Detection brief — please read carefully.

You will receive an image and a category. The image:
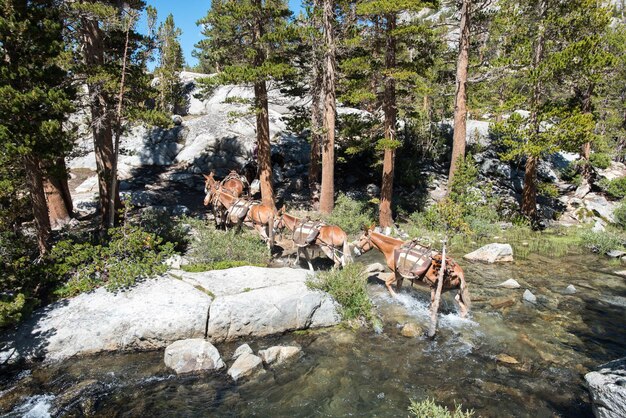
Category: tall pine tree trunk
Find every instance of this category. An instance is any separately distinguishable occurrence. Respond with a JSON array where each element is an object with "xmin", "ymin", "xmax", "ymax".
[
  {"xmin": 378, "ymin": 14, "xmax": 397, "ymax": 228},
  {"xmin": 319, "ymin": 0, "xmax": 336, "ymax": 214},
  {"xmin": 82, "ymin": 18, "xmax": 118, "ymax": 229},
  {"xmin": 448, "ymin": 0, "xmax": 471, "ymax": 188},
  {"xmin": 255, "ymin": 80, "xmax": 276, "ymax": 210},
  {"xmin": 44, "ymin": 158, "xmax": 73, "ymax": 229},
  {"xmin": 522, "ymin": 0, "xmax": 546, "ymax": 220},
  {"xmin": 308, "ymin": 0, "xmax": 323, "ymax": 207},
  {"xmin": 24, "ymin": 155, "xmax": 50, "ymax": 255}
]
